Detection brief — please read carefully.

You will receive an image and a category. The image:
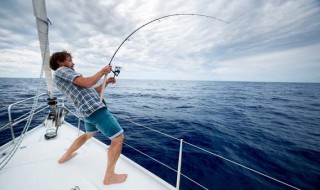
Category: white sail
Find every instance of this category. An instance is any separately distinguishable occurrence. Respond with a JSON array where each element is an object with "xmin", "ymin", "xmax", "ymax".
[{"xmin": 32, "ymin": 0, "xmax": 53, "ymax": 98}]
